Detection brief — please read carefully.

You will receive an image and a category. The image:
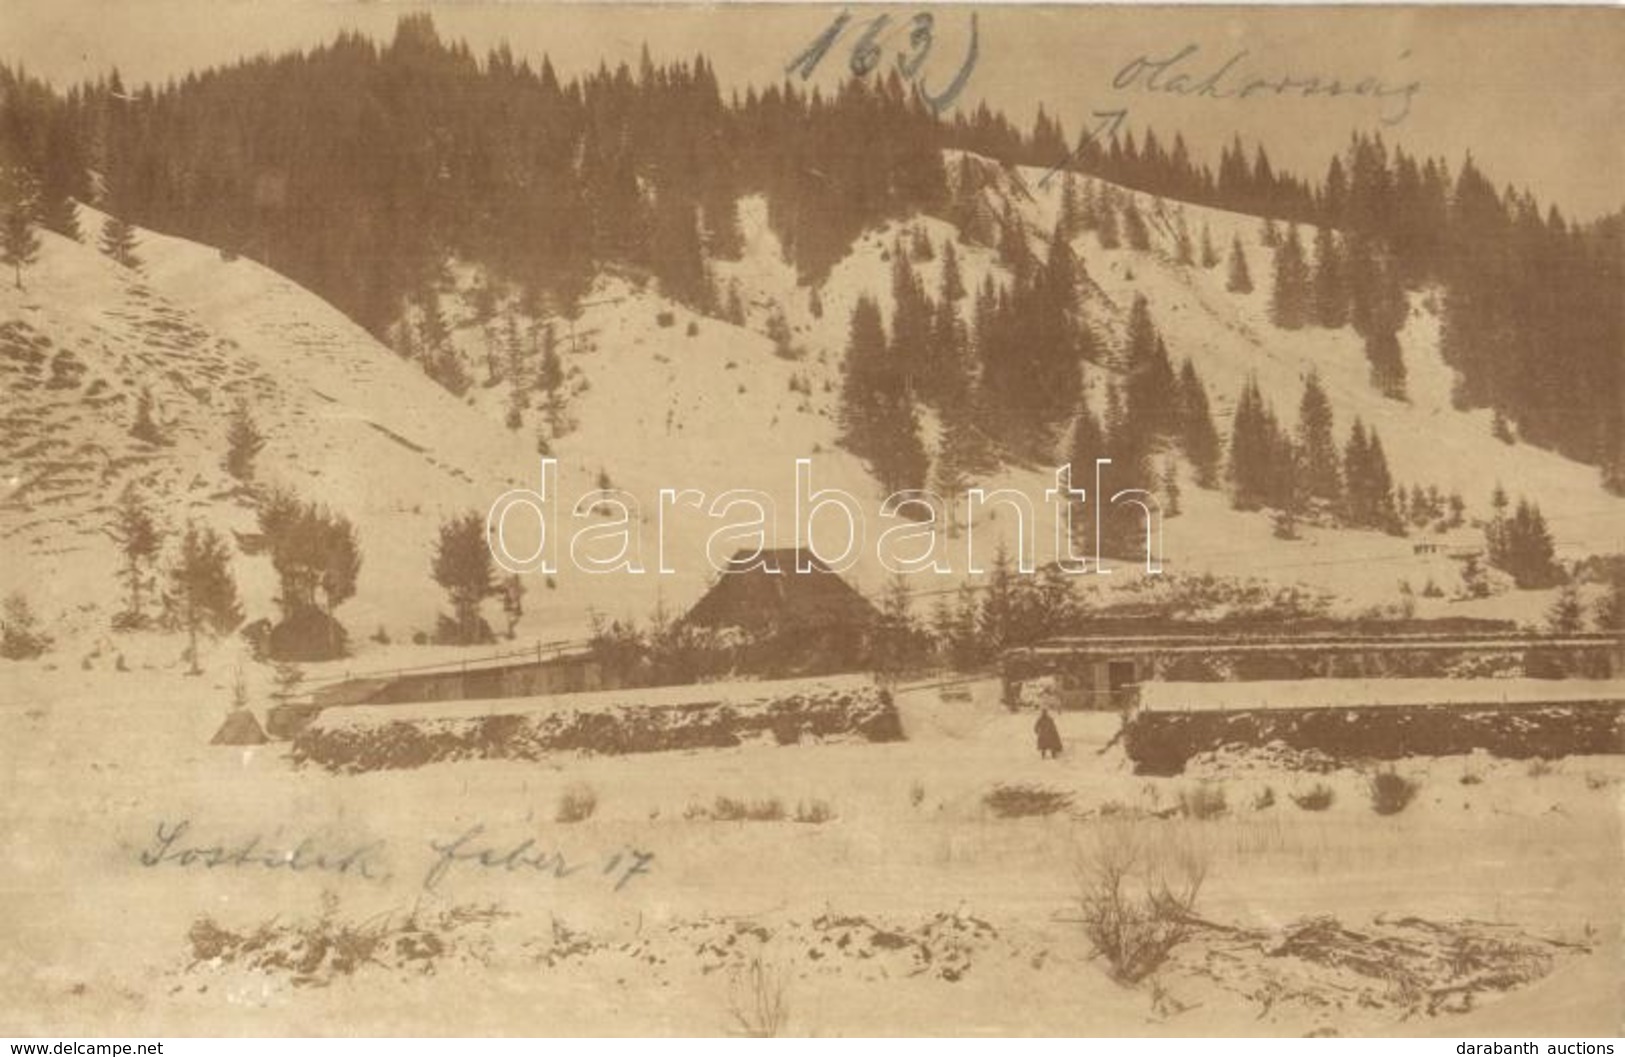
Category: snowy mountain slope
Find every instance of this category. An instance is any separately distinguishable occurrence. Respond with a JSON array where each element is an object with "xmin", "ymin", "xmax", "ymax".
[
  {"xmin": 700, "ymin": 153, "xmax": 1625, "ymax": 605},
  {"xmin": 406, "ymin": 148, "xmax": 1623, "ymax": 627},
  {"xmin": 0, "ymin": 214, "xmax": 553, "ymax": 645},
  {"xmin": 10, "ymin": 144, "xmax": 1622, "ymax": 653}
]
